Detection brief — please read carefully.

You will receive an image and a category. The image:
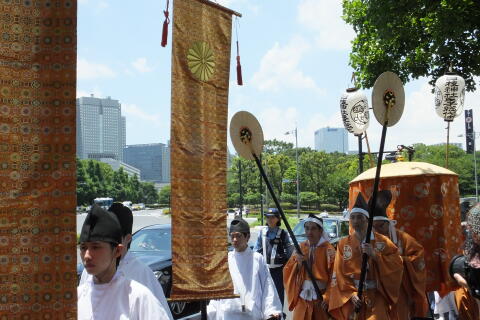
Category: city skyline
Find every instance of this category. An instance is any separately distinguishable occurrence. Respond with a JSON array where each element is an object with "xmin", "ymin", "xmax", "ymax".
[{"xmin": 77, "ymin": 0, "xmax": 480, "ymax": 154}]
